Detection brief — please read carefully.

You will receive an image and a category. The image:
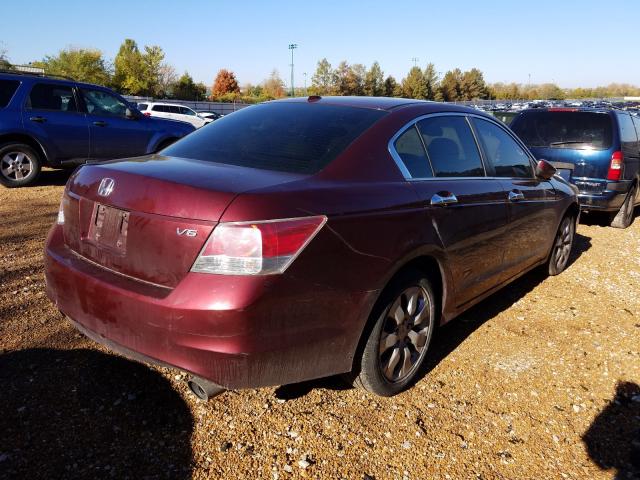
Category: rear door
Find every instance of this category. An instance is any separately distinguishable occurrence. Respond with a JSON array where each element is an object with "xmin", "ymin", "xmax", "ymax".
[
  {"xmin": 393, "ymin": 114, "xmax": 509, "ymax": 307},
  {"xmin": 471, "ymin": 116, "xmax": 557, "ymax": 278},
  {"xmin": 80, "ymin": 87, "xmax": 152, "ymax": 159},
  {"xmin": 22, "ymin": 82, "xmax": 89, "ymax": 162}
]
